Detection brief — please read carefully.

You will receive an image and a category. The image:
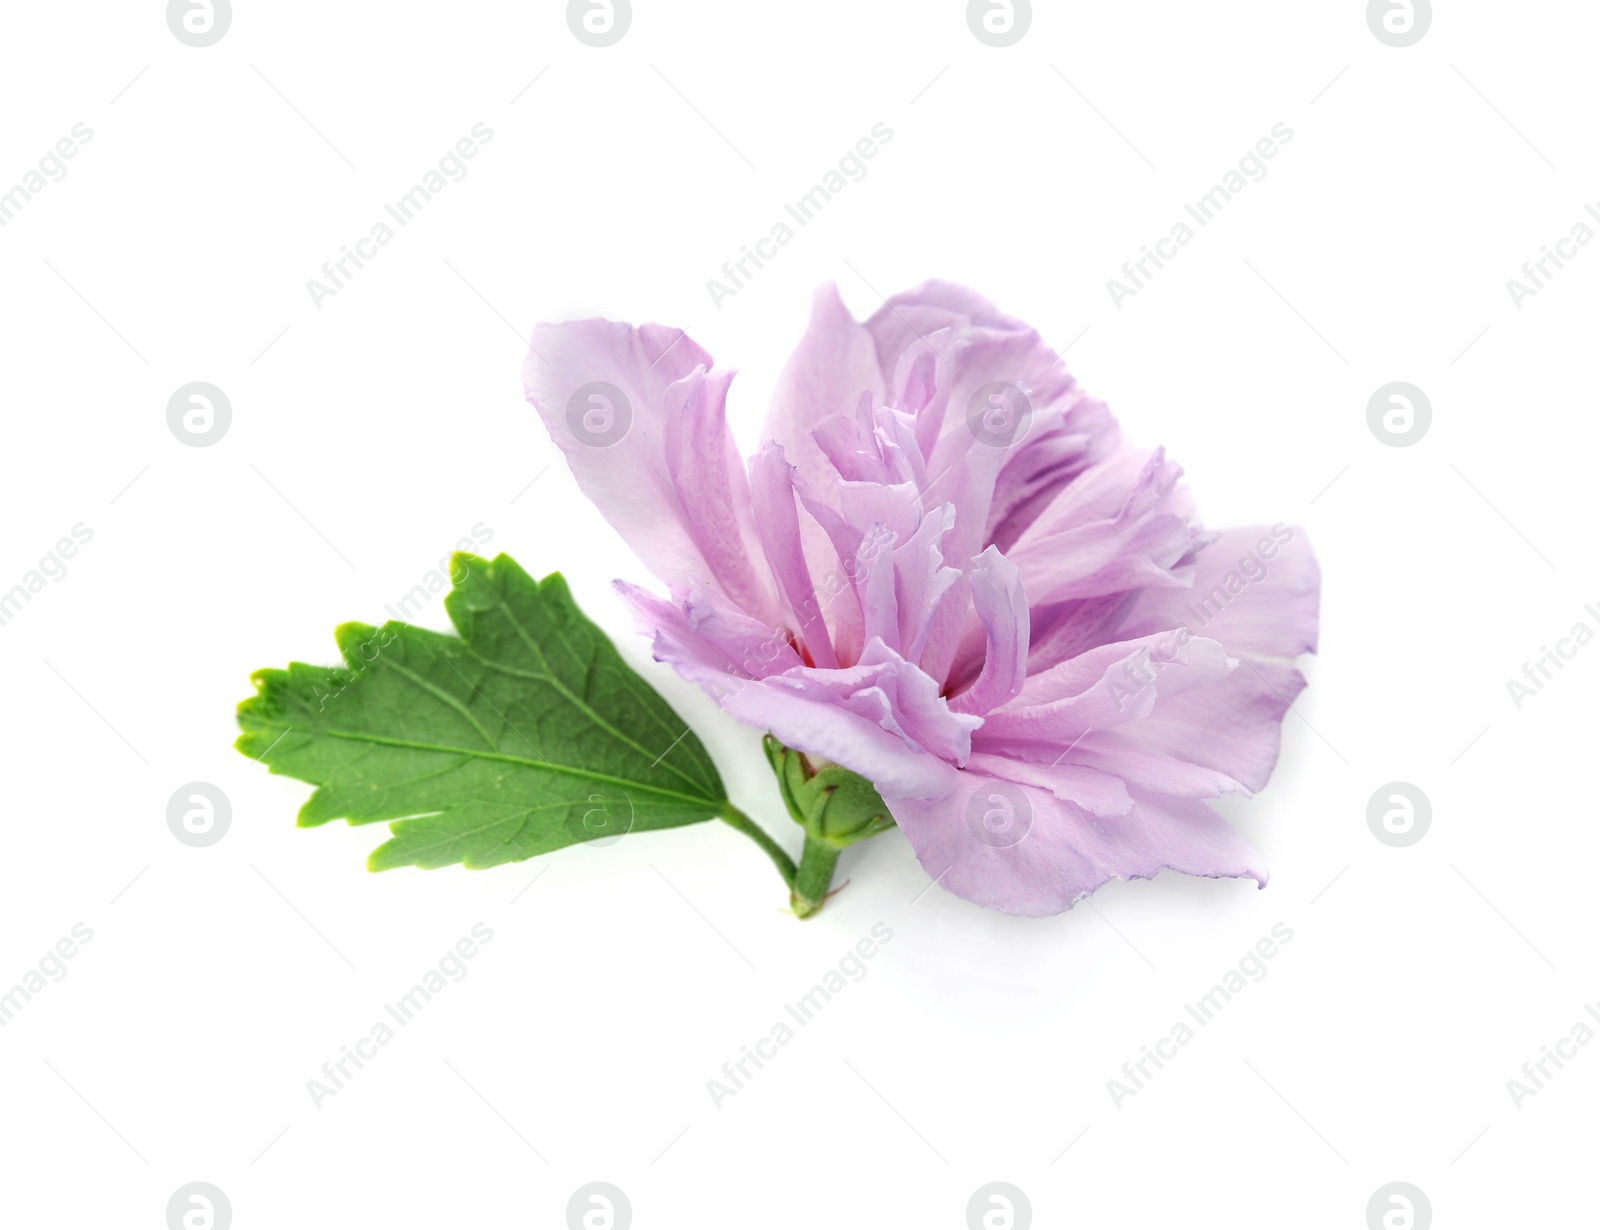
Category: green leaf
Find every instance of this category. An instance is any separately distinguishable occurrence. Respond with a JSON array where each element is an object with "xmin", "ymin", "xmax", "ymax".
[{"xmin": 236, "ymin": 552, "xmax": 729, "ymax": 871}]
